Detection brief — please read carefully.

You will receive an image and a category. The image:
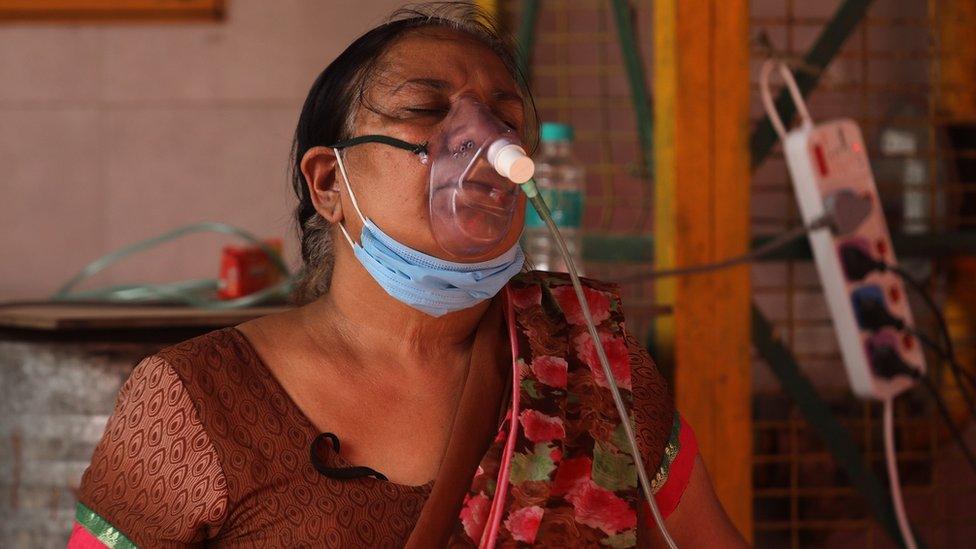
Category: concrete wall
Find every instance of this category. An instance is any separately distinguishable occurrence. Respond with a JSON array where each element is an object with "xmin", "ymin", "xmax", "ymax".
[
  {"xmin": 0, "ymin": 337, "xmax": 167, "ymax": 547},
  {"xmin": 0, "ymin": 0, "xmax": 406, "ymax": 301}
]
